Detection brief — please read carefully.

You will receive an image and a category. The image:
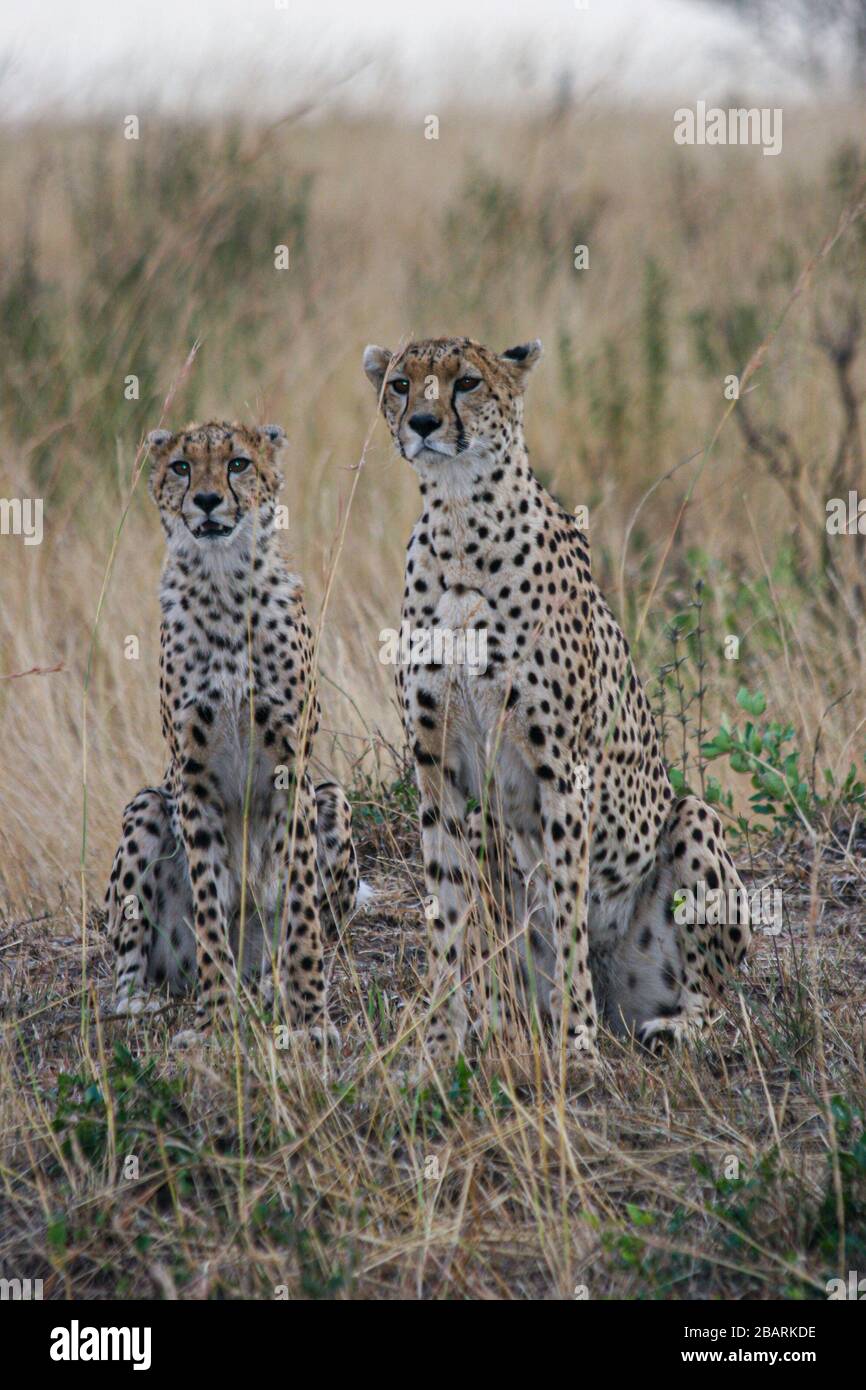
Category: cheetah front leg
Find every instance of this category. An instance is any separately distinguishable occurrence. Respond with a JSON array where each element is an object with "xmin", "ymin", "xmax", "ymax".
[
  {"xmin": 417, "ymin": 763, "xmax": 477, "ymax": 1072},
  {"xmin": 263, "ymin": 768, "xmax": 335, "ymax": 1045},
  {"xmin": 314, "ymin": 780, "xmax": 359, "ymax": 936},
  {"xmin": 172, "ymin": 755, "xmax": 237, "ymax": 1046},
  {"xmin": 248, "ymin": 702, "xmax": 335, "ymax": 1046},
  {"xmin": 106, "ymin": 811, "xmax": 153, "ymax": 1015},
  {"xmin": 538, "ymin": 781, "xmax": 599, "ymax": 1067},
  {"xmin": 465, "ymin": 802, "xmax": 528, "ymax": 1056},
  {"xmin": 106, "ymin": 785, "xmax": 189, "ymax": 1016}
]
